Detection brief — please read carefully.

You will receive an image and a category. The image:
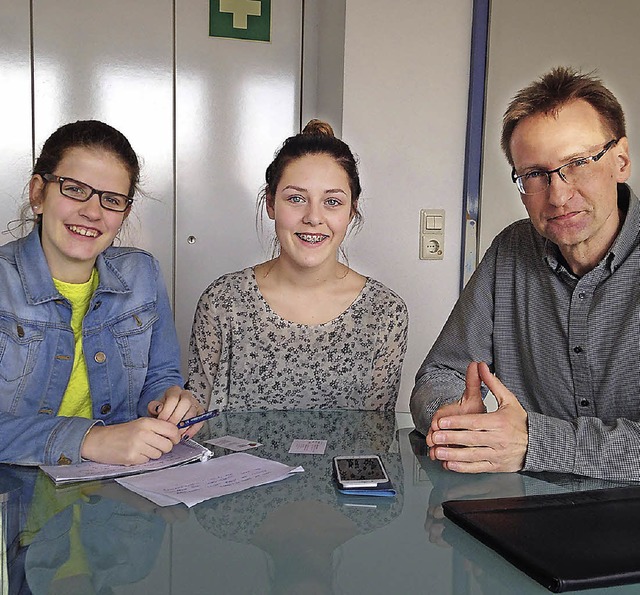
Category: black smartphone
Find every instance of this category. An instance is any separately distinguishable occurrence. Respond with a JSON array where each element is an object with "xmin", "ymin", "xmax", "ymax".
[{"xmin": 333, "ymin": 455, "xmax": 390, "ymax": 490}]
